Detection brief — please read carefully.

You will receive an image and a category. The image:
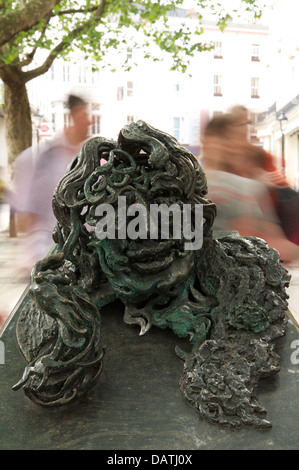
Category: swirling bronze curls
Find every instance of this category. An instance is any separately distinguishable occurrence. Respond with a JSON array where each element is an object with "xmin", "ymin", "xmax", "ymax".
[
  {"xmin": 14, "ymin": 121, "xmax": 290, "ymax": 430},
  {"xmin": 13, "ymin": 253, "xmax": 104, "ymax": 406}
]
